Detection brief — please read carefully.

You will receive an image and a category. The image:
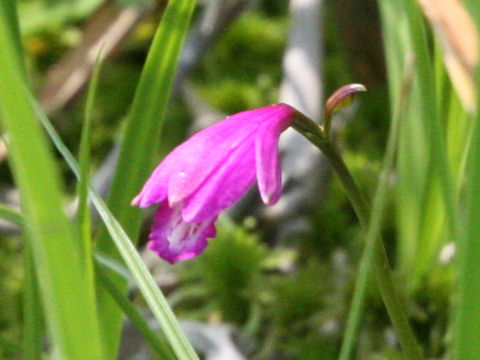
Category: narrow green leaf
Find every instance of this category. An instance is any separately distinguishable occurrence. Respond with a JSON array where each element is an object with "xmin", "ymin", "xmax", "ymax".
[
  {"xmin": 77, "ymin": 46, "xmax": 105, "ymax": 257},
  {"xmin": 94, "ymin": 0, "xmax": 197, "ymax": 354},
  {"xmin": 77, "ymin": 46, "xmax": 107, "ymax": 356},
  {"xmin": 0, "ymin": 2, "xmax": 105, "ymax": 359},
  {"xmin": 339, "ymin": 58, "xmax": 414, "ymax": 360}
]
